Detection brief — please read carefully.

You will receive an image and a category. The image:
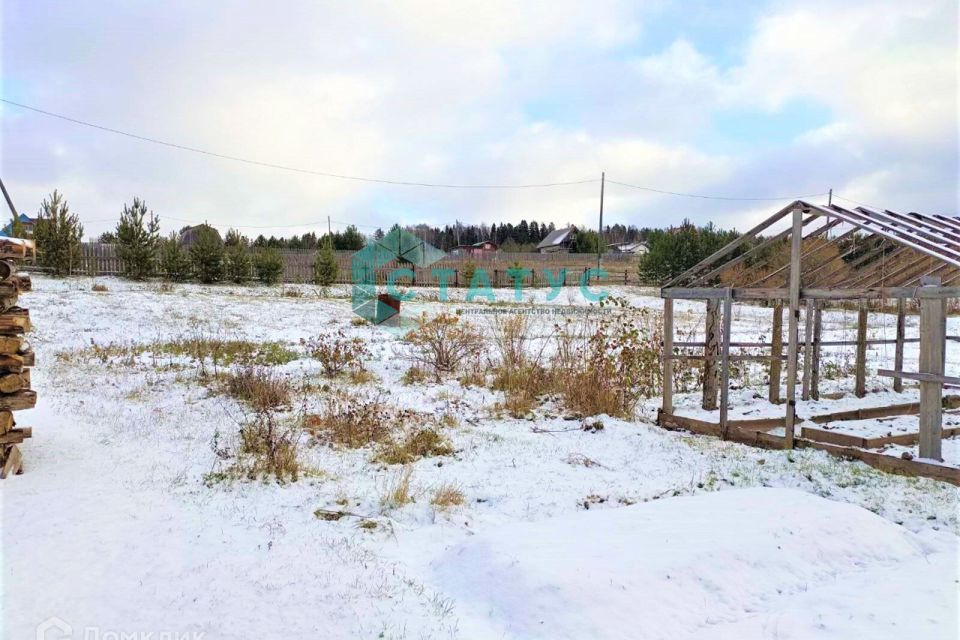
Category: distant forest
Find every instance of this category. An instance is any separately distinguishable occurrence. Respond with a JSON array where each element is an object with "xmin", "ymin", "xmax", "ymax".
[{"xmin": 242, "ymin": 220, "xmax": 648, "ymax": 252}]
